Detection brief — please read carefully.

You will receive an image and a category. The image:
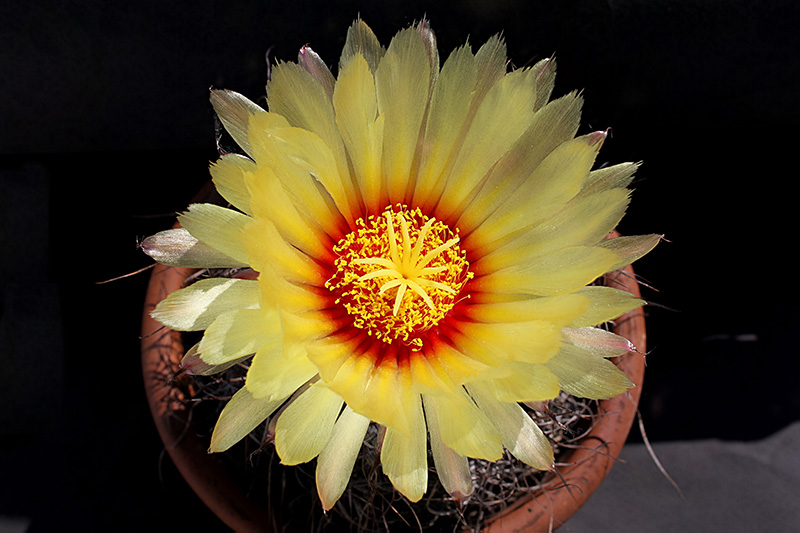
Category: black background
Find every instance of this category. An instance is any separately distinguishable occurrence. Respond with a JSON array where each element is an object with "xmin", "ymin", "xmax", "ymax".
[{"xmin": 2, "ymin": 0, "xmax": 799, "ymax": 530}]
